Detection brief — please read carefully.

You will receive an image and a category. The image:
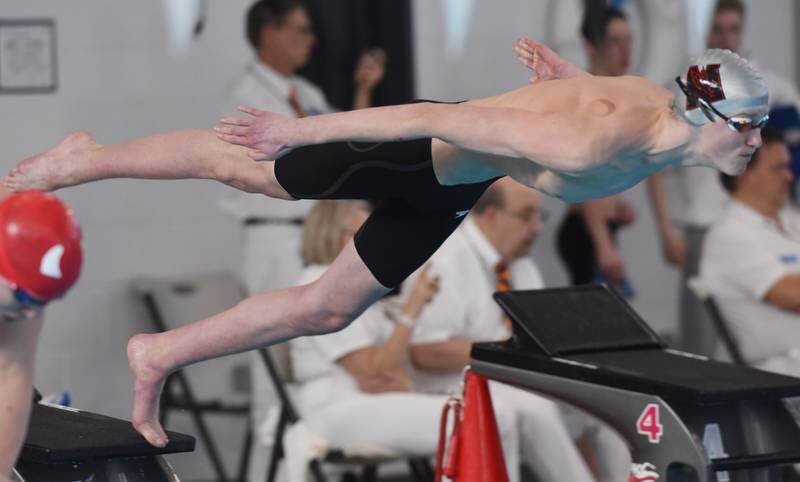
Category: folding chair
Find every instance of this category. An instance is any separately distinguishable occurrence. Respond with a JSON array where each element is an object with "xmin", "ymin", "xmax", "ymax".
[
  {"xmin": 260, "ymin": 344, "xmax": 434, "ymax": 482},
  {"xmin": 687, "ymin": 277, "xmax": 747, "ymax": 365},
  {"xmin": 133, "ymin": 272, "xmax": 254, "ymax": 482}
]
